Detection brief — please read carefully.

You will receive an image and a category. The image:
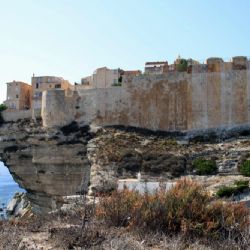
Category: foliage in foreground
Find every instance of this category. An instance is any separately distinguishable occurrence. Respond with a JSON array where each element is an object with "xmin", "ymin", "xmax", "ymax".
[
  {"xmin": 239, "ymin": 160, "xmax": 250, "ymax": 177},
  {"xmin": 192, "ymin": 158, "xmax": 217, "ymax": 175},
  {"xmin": 97, "ymin": 179, "xmax": 249, "ymax": 239}
]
